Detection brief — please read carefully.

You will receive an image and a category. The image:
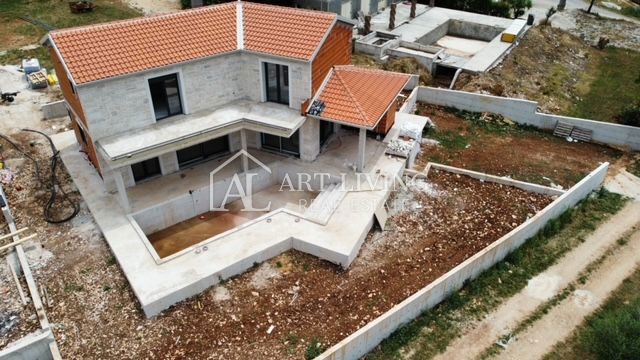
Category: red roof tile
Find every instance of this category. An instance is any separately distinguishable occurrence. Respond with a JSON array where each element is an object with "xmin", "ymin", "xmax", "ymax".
[
  {"xmin": 309, "ymin": 66, "xmax": 411, "ymax": 128},
  {"xmin": 50, "ymin": 2, "xmax": 338, "ymax": 84}
]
